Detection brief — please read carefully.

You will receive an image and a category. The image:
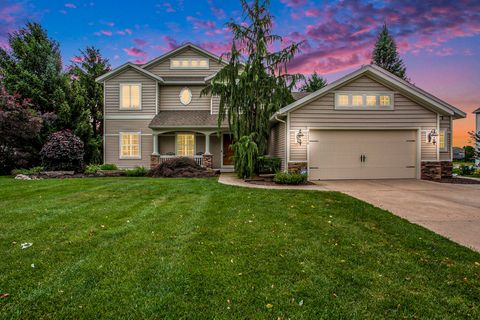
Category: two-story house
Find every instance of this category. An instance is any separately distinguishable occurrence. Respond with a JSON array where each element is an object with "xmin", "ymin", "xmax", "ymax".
[
  {"xmin": 98, "ymin": 44, "xmax": 466, "ymax": 180},
  {"xmin": 96, "ymin": 43, "xmax": 232, "ymax": 171}
]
